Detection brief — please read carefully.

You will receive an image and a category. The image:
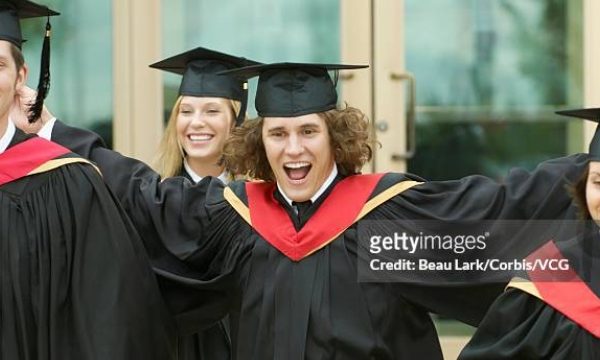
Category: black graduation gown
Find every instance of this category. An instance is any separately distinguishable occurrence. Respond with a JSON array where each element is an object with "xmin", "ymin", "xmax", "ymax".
[
  {"xmin": 49, "ymin": 121, "xmax": 591, "ymax": 359},
  {"xmin": 175, "ymin": 167, "xmax": 232, "ymax": 360},
  {"xmin": 0, "ymin": 130, "xmax": 177, "ymax": 359},
  {"xmin": 459, "ymin": 227, "xmax": 600, "ymax": 360}
]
